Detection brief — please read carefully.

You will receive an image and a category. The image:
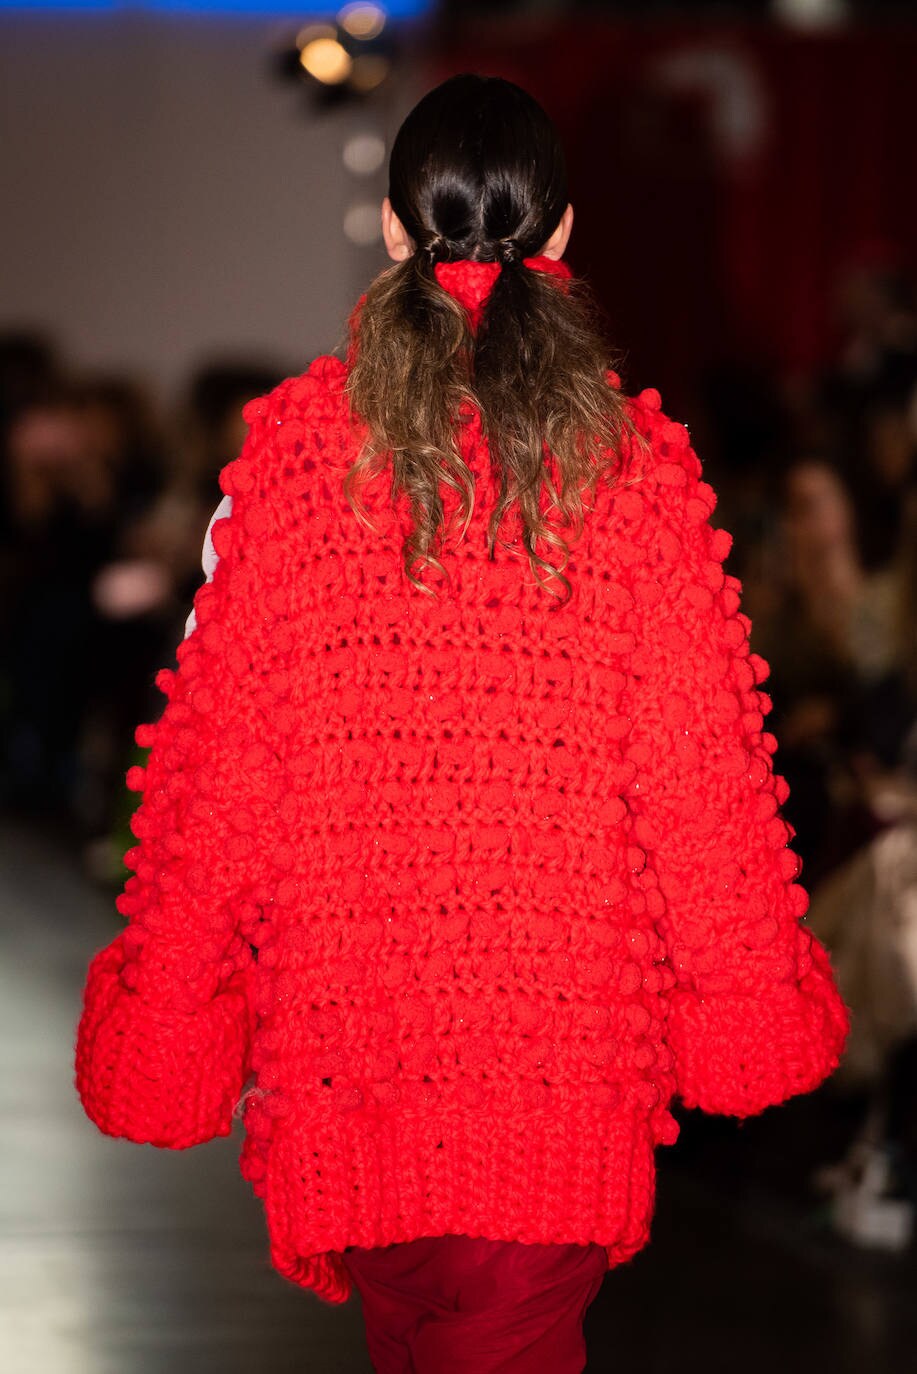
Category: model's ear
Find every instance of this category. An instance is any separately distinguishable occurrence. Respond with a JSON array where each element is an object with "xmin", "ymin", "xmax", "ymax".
[
  {"xmin": 381, "ymin": 197, "xmax": 414, "ymax": 262},
  {"xmin": 541, "ymin": 203, "xmax": 574, "ymax": 260}
]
